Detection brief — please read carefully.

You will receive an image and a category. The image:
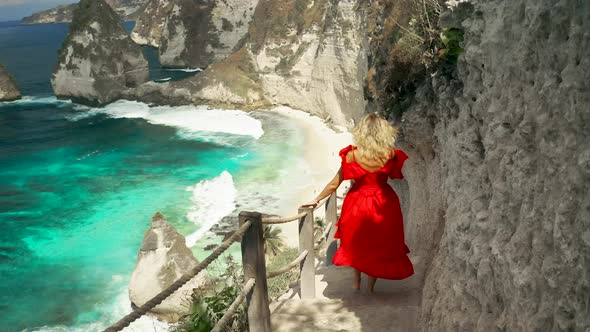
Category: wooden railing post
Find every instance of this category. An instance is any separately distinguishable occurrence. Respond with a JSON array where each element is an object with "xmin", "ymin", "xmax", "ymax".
[
  {"xmin": 325, "ymin": 192, "xmax": 338, "ymax": 265},
  {"xmin": 239, "ymin": 211, "xmax": 271, "ymax": 332},
  {"xmin": 298, "ymin": 207, "xmax": 315, "ymax": 299}
]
